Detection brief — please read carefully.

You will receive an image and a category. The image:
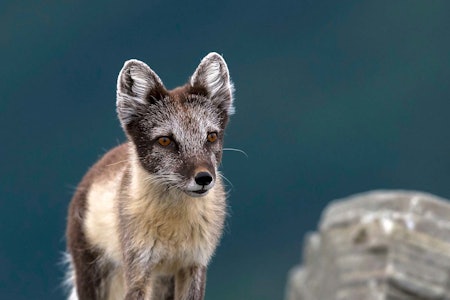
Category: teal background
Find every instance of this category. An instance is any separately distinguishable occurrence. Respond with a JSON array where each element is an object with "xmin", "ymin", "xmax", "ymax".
[{"xmin": 1, "ymin": 1, "xmax": 450, "ymax": 299}]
